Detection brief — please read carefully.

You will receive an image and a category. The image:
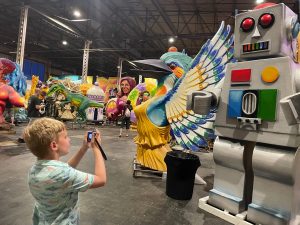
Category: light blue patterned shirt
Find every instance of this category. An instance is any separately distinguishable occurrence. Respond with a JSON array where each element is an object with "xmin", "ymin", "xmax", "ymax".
[{"xmin": 28, "ymin": 160, "xmax": 94, "ymax": 225}]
